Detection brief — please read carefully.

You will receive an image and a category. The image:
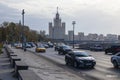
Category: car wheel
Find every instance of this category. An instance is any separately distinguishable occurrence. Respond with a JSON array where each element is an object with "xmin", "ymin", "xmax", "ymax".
[
  {"xmin": 90, "ymin": 65, "xmax": 95, "ymax": 69},
  {"xmin": 58, "ymin": 51, "xmax": 61, "ymax": 54},
  {"xmin": 55, "ymin": 48, "xmax": 56, "ymax": 51},
  {"xmin": 74, "ymin": 61, "xmax": 78, "ymax": 68},
  {"xmin": 65, "ymin": 59, "xmax": 69, "ymax": 65},
  {"xmin": 113, "ymin": 61, "xmax": 118, "ymax": 68},
  {"xmin": 105, "ymin": 51, "xmax": 107, "ymax": 54}
]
